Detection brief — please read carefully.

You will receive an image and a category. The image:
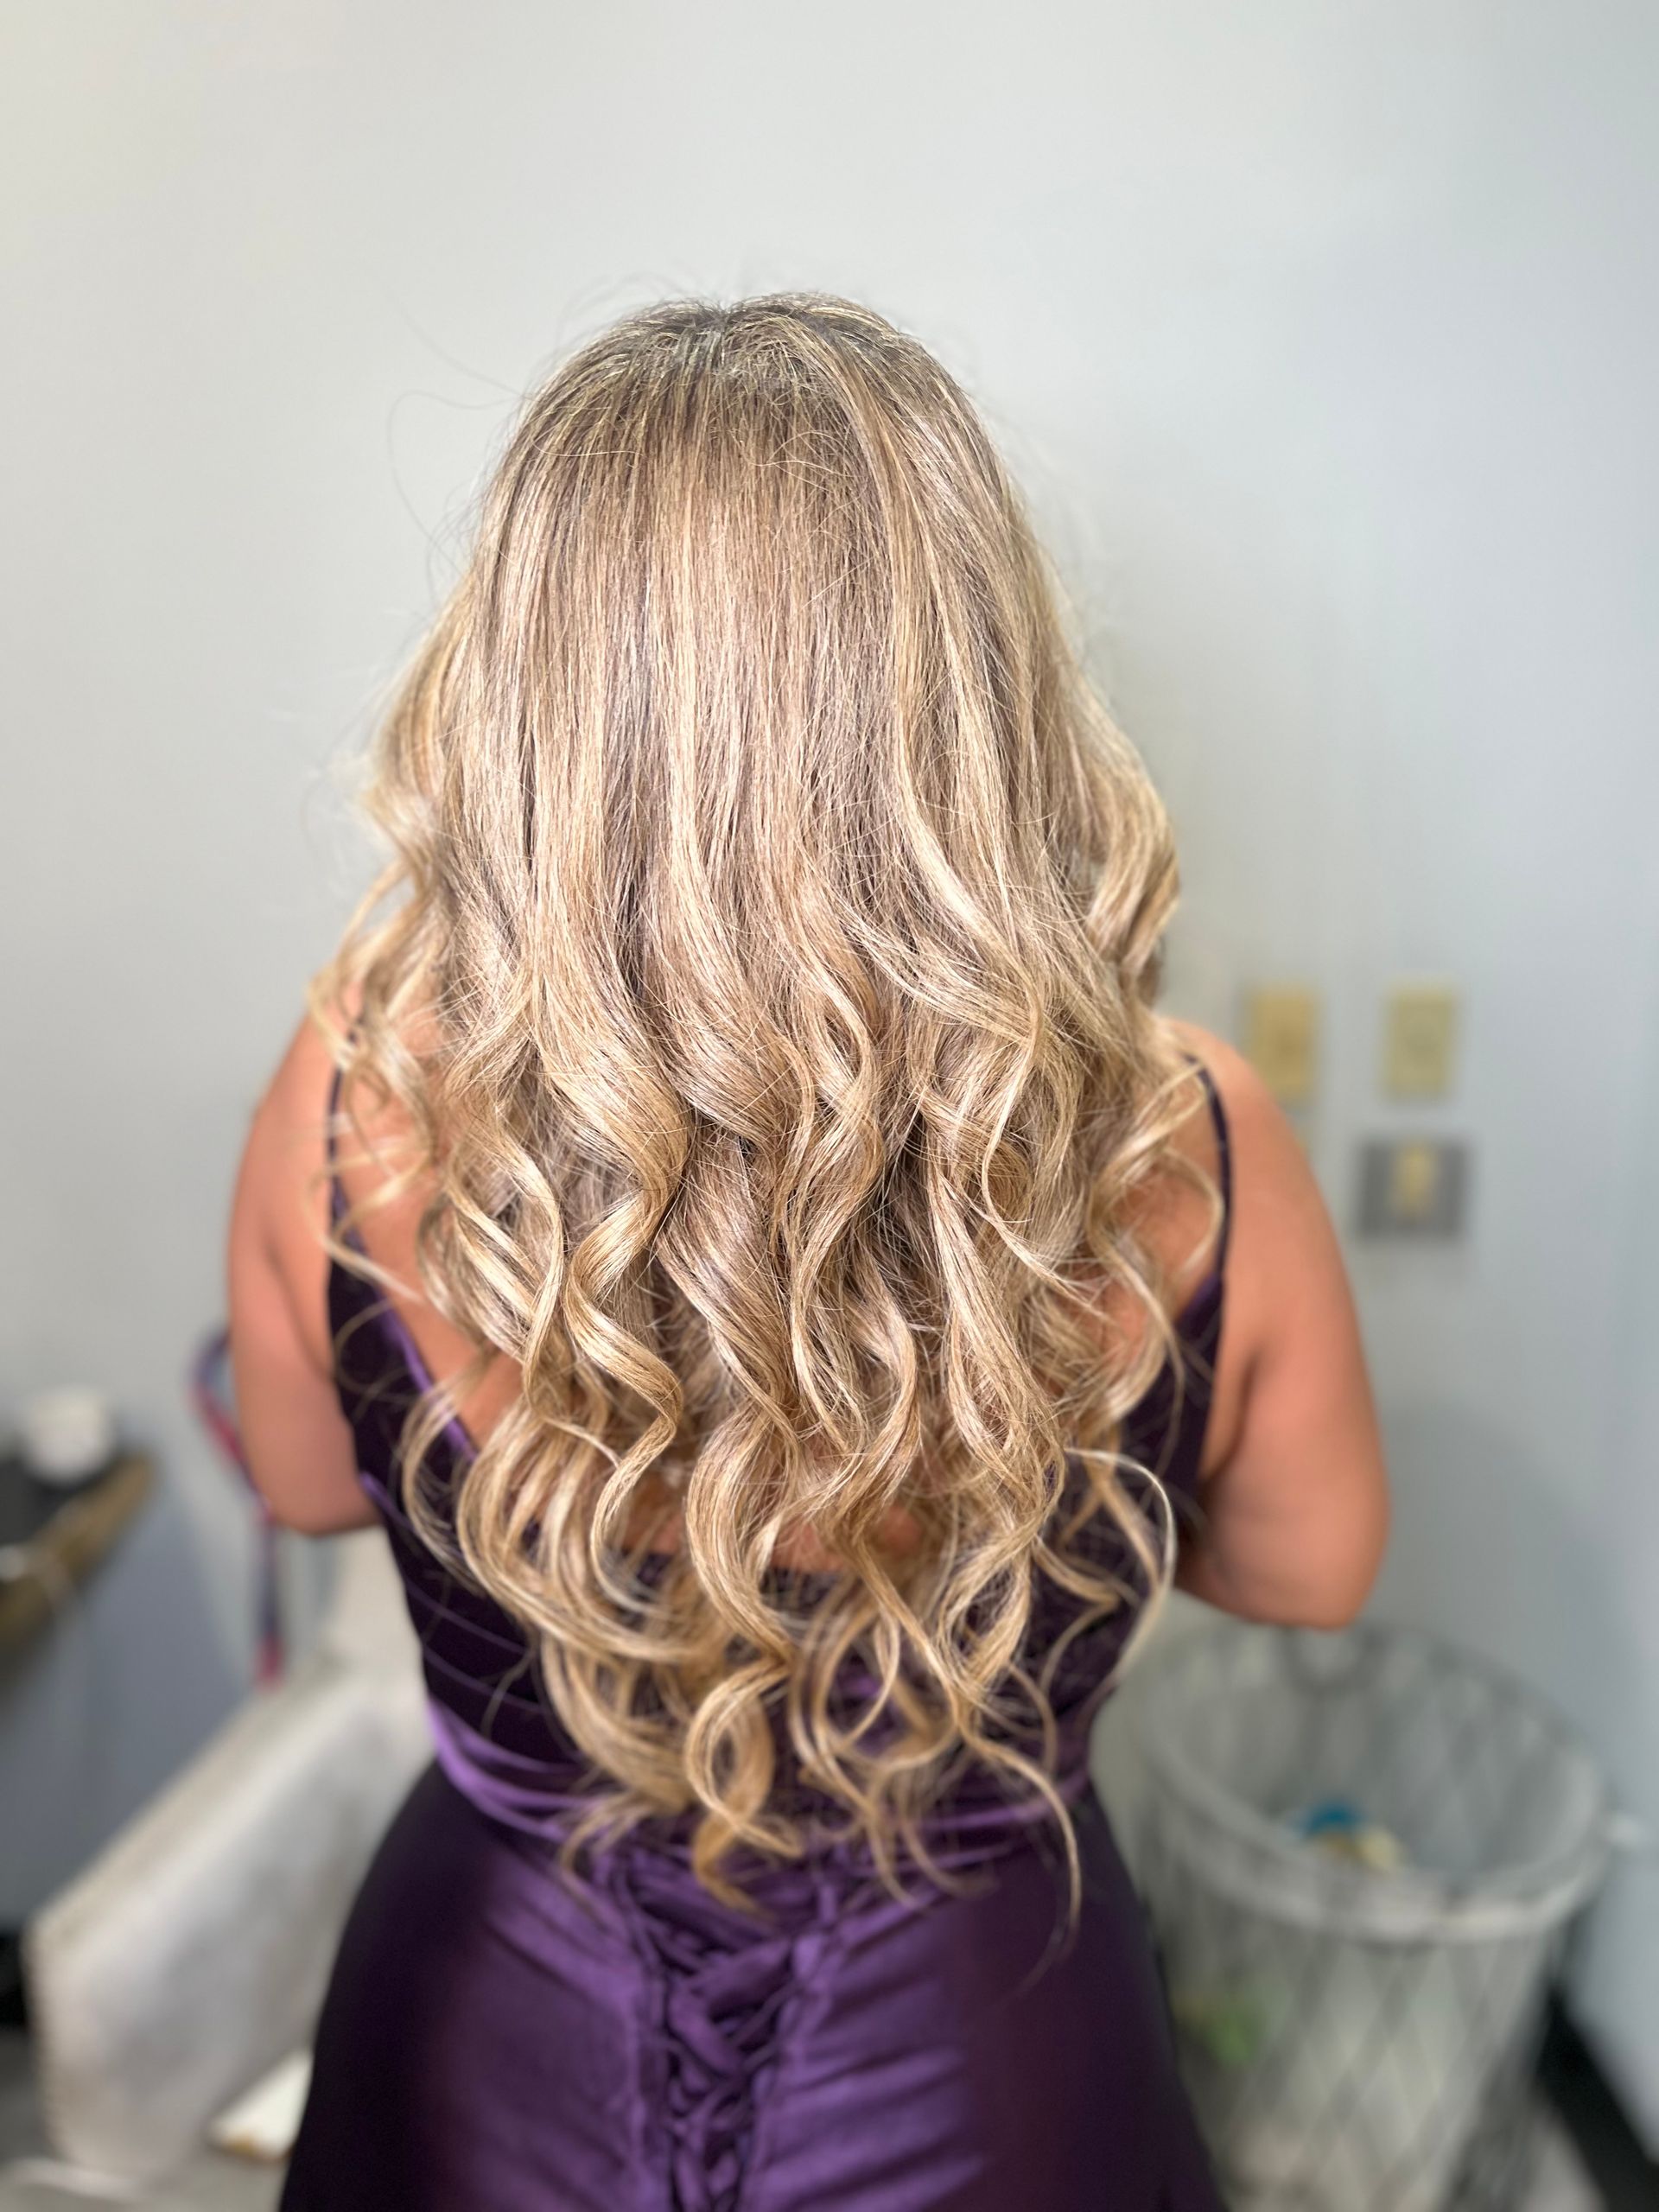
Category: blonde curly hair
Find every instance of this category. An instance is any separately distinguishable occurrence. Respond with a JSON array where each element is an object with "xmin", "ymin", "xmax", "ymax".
[{"xmin": 312, "ymin": 292, "xmax": 1215, "ymax": 1912}]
